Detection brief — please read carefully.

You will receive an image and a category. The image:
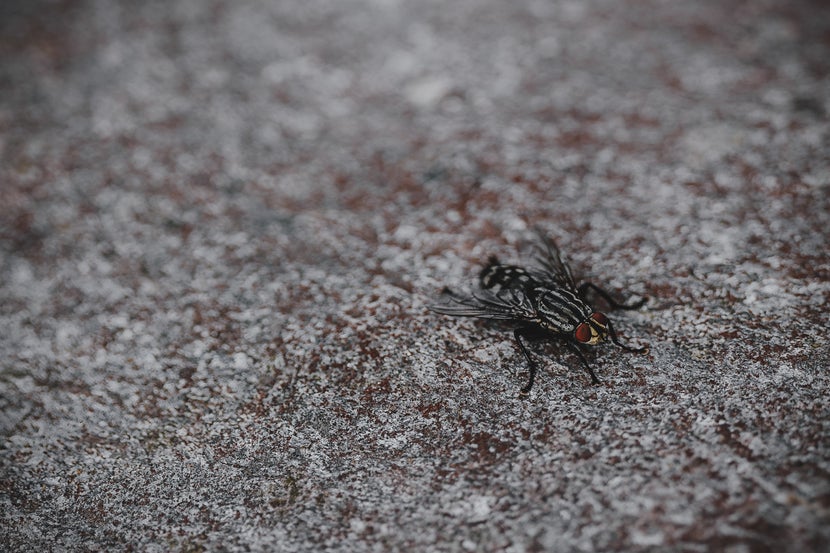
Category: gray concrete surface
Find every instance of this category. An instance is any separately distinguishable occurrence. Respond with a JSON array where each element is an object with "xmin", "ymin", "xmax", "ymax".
[{"xmin": 1, "ymin": 0, "xmax": 829, "ymax": 551}]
